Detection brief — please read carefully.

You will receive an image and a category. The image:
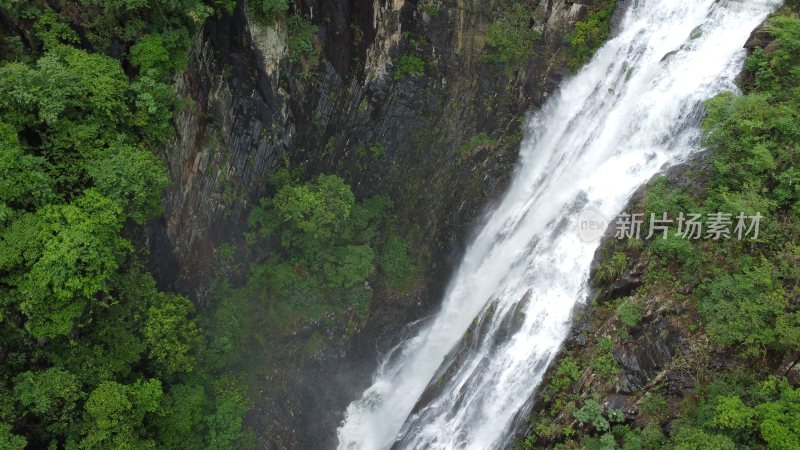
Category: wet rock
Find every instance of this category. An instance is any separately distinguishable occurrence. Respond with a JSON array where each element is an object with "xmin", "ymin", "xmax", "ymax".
[
  {"xmin": 616, "ymin": 319, "xmax": 682, "ymax": 394},
  {"xmin": 745, "ymin": 20, "xmax": 774, "ymax": 51},
  {"xmin": 779, "ymin": 353, "xmax": 800, "ymax": 386}
]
